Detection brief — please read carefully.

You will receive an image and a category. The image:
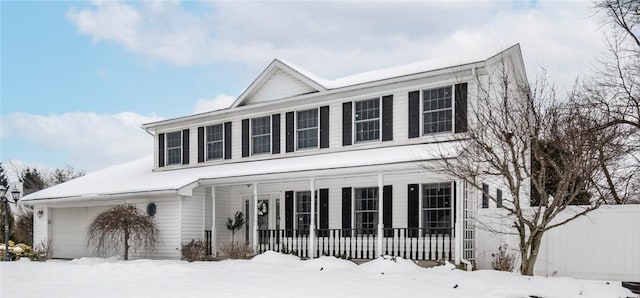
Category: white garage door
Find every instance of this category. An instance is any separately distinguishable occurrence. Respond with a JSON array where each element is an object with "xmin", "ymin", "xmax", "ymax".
[{"xmin": 51, "ymin": 206, "xmax": 111, "ymax": 259}]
